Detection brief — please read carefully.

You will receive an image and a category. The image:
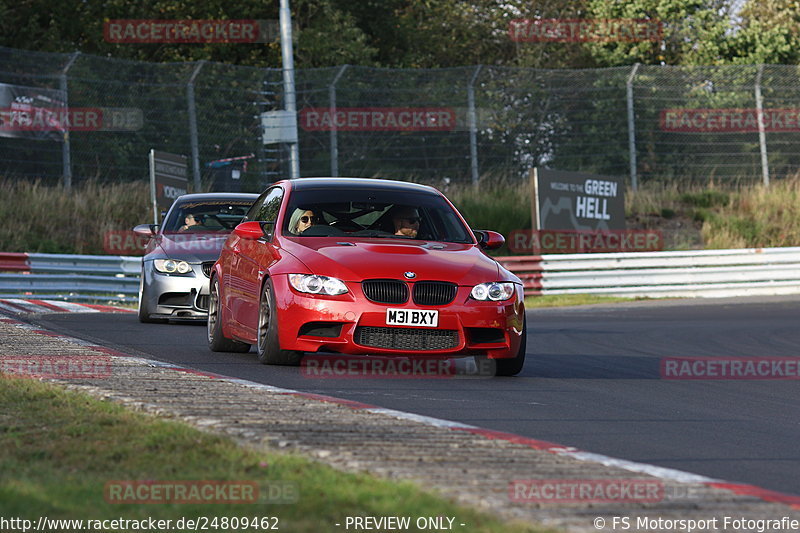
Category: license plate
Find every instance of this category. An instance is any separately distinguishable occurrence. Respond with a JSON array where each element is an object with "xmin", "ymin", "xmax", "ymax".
[{"xmin": 386, "ymin": 308, "xmax": 439, "ymax": 327}]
